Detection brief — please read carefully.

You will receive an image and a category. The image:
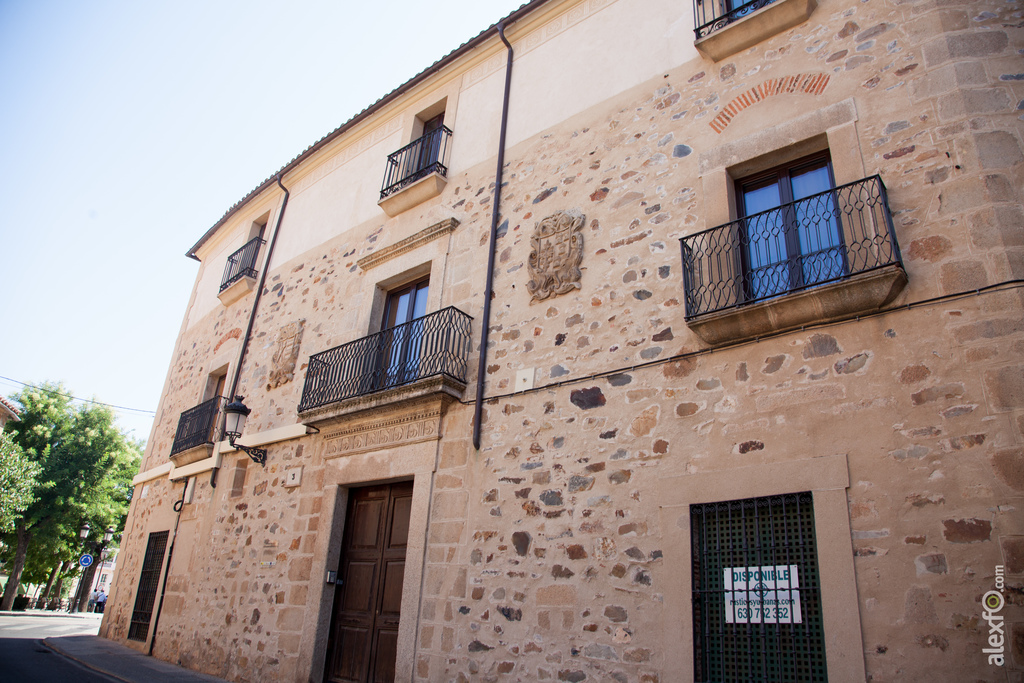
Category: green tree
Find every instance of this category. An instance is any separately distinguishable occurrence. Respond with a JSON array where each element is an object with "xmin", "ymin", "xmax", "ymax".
[
  {"xmin": 0, "ymin": 515, "xmax": 84, "ymax": 600},
  {"xmin": 0, "ymin": 383, "xmax": 141, "ymax": 610},
  {"xmin": 0, "ymin": 431, "xmax": 40, "ymax": 533}
]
